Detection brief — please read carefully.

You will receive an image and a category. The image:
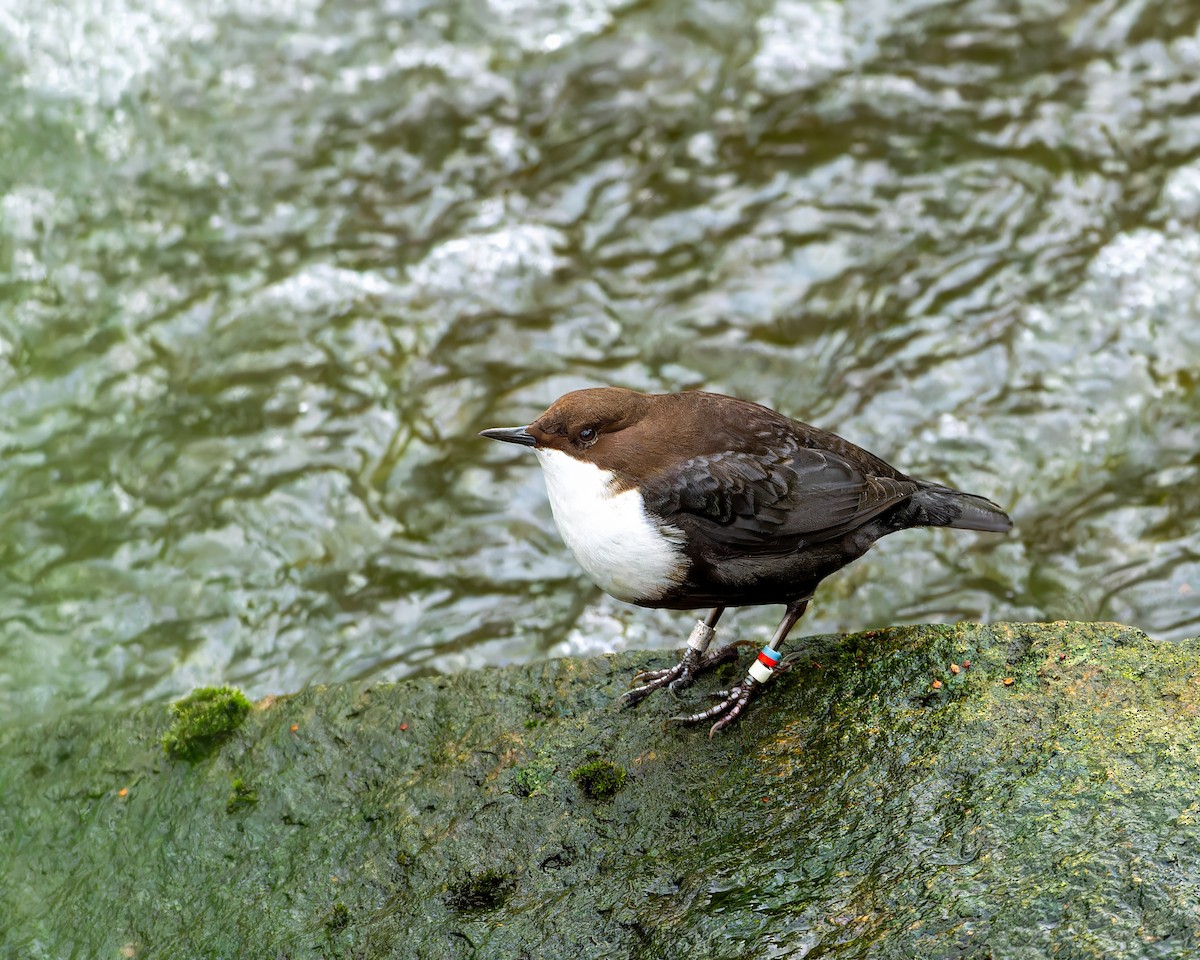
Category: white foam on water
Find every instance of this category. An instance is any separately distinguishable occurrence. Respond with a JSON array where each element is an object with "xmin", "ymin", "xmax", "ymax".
[{"xmin": 0, "ymin": 0, "xmax": 322, "ymax": 108}]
